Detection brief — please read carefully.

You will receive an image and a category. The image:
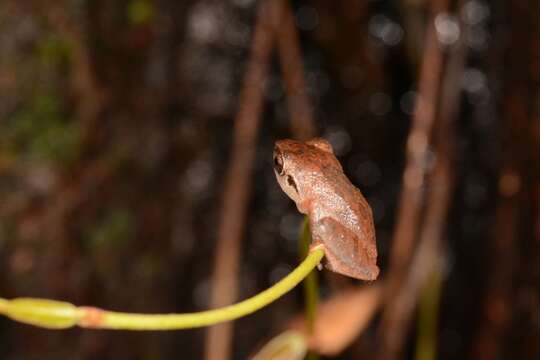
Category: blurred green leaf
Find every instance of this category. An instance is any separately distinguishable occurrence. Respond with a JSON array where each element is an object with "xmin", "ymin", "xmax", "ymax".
[
  {"xmin": 87, "ymin": 209, "xmax": 134, "ymax": 250},
  {"xmin": 37, "ymin": 36, "xmax": 72, "ymax": 66},
  {"xmin": 9, "ymin": 94, "xmax": 80, "ymax": 165},
  {"xmin": 251, "ymin": 331, "xmax": 308, "ymax": 360},
  {"xmin": 127, "ymin": 0, "xmax": 154, "ymax": 25}
]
